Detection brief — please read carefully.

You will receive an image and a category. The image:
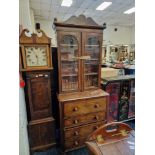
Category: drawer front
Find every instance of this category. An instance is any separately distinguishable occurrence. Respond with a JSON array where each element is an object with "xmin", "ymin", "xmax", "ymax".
[
  {"xmin": 64, "ymin": 111, "xmax": 106, "ymax": 128},
  {"xmin": 64, "ymin": 121, "xmax": 104, "ymax": 139},
  {"xmin": 64, "ymin": 97, "xmax": 107, "ymax": 117},
  {"xmin": 64, "ymin": 137, "xmax": 87, "ymax": 150}
]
